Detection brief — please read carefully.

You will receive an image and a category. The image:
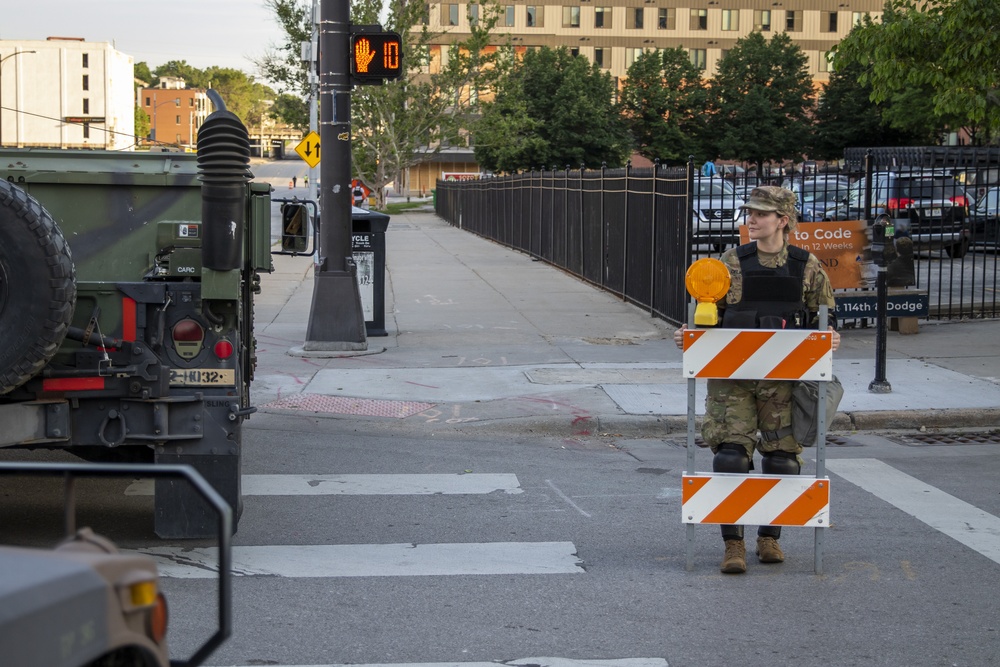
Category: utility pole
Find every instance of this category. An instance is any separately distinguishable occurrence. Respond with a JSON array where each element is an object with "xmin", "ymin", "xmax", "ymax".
[
  {"xmin": 307, "ymin": 0, "xmax": 319, "ymax": 204},
  {"xmin": 303, "ymin": 0, "xmax": 368, "ymax": 351}
]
